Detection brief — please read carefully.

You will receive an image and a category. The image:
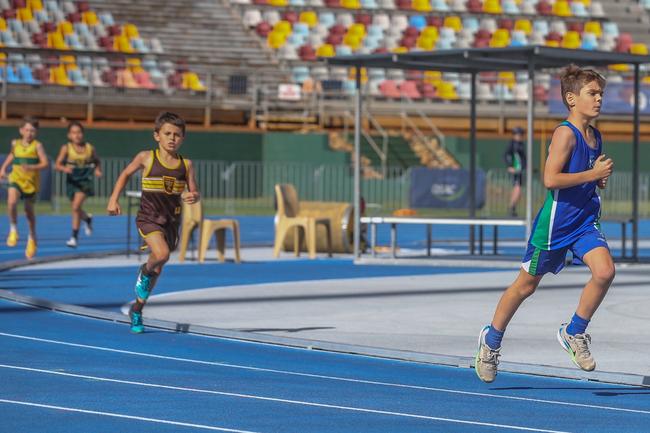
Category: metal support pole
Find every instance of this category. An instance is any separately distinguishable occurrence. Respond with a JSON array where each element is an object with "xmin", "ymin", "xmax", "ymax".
[
  {"xmin": 632, "ymin": 64, "xmax": 640, "ymax": 261},
  {"xmin": 353, "ymin": 67, "xmax": 362, "ymax": 260},
  {"xmin": 426, "ymin": 224, "xmax": 432, "ymax": 257},
  {"xmin": 493, "ymin": 225, "xmax": 498, "ymax": 255},
  {"xmin": 526, "ymin": 62, "xmax": 536, "ymax": 240},
  {"xmin": 469, "ymin": 71, "xmax": 477, "ymax": 255}
]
